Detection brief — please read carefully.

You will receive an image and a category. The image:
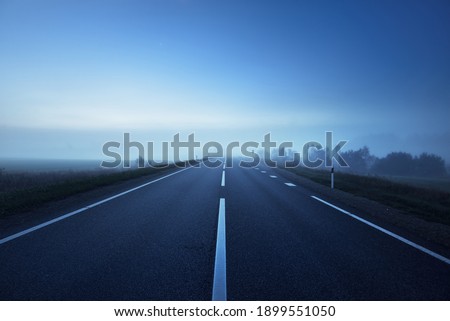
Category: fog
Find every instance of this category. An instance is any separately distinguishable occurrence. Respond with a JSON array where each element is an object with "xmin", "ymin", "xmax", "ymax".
[{"xmin": 1, "ymin": 1, "xmax": 449, "ymax": 169}]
